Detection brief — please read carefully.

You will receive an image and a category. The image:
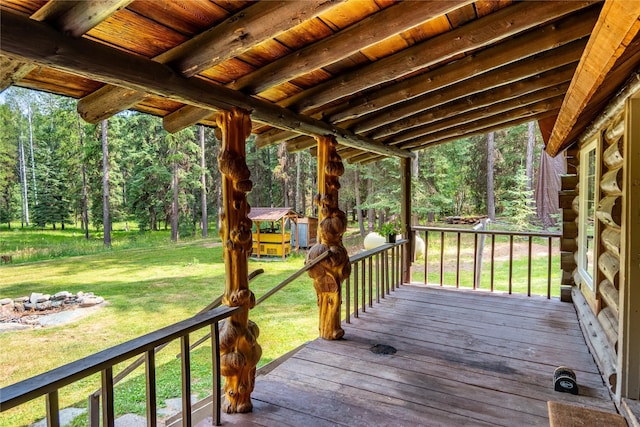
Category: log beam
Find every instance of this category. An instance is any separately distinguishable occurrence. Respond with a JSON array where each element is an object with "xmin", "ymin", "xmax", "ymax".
[
  {"xmin": 0, "ymin": 55, "xmax": 36, "ymax": 92},
  {"xmin": 163, "ymin": 105, "xmax": 216, "ymax": 134},
  {"xmin": 547, "ymin": 0, "xmax": 640, "ymax": 156},
  {"xmin": 306, "ymin": 135, "xmax": 350, "ymax": 340},
  {"xmin": 0, "ymin": 11, "xmax": 413, "ymax": 159},
  {"xmin": 217, "ymin": 108, "xmax": 261, "ymax": 413},
  {"xmin": 31, "ymin": 0, "xmax": 133, "ymax": 37}
]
